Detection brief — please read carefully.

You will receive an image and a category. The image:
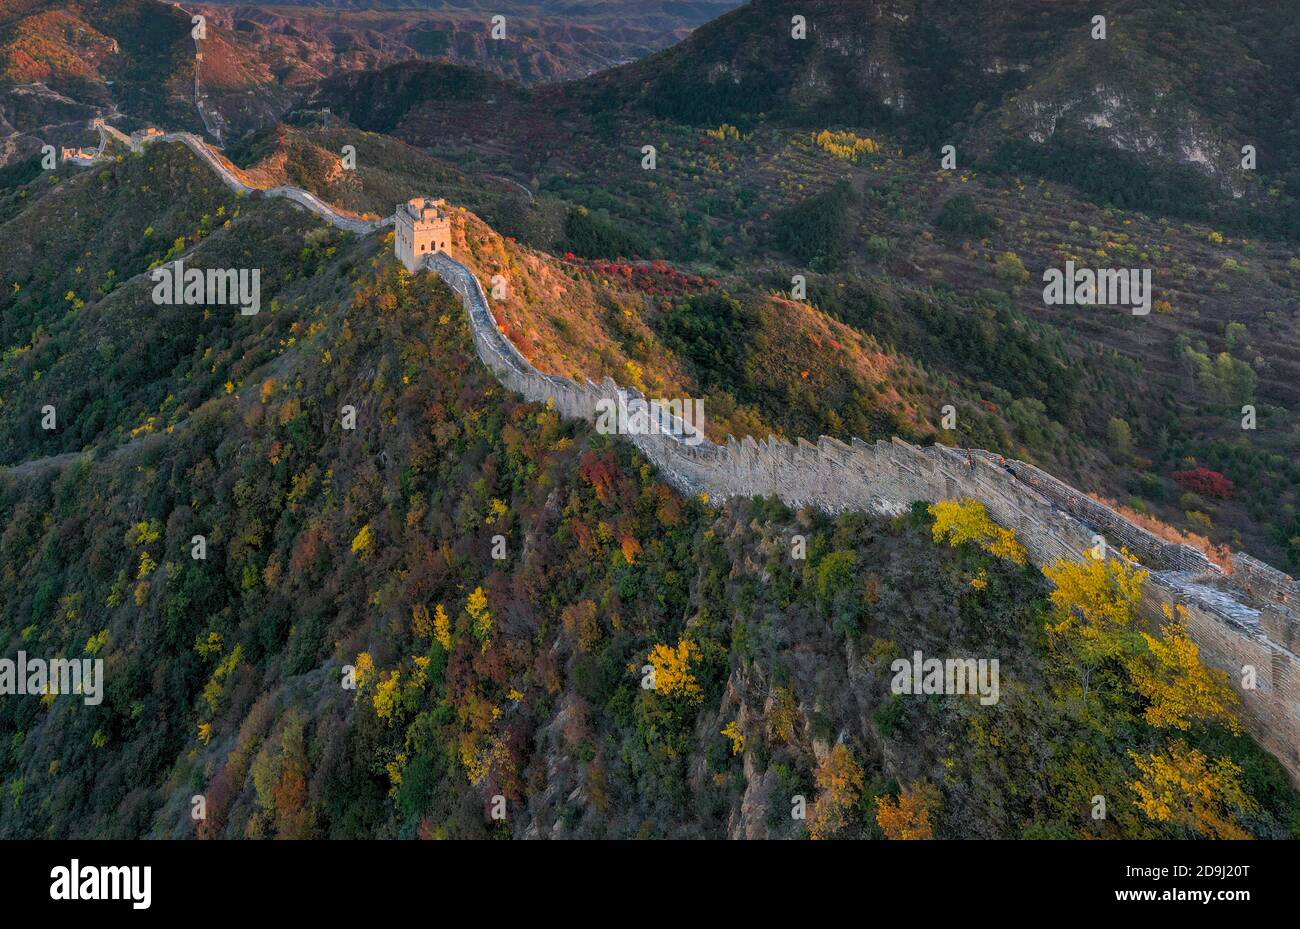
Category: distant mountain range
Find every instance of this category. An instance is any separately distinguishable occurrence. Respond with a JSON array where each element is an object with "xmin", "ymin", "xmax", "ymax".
[
  {"xmin": 591, "ymin": 0, "xmax": 1300, "ymax": 183},
  {"xmin": 303, "ymin": 0, "xmax": 1300, "ymax": 204},
  {"xmin": 193, "ymin": 1, "xmax": 744, "ymax": 86},
  {"xmin": 0, "ymin": 0, "xmax": 203, "ymax": 156},
  {"xmin": 9, "ymin": 0, "xmax": 1295, "ymax": 185},
  {"xmin": 0, "ymin": 0, "xmax": 744, "ymax": 159}
]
